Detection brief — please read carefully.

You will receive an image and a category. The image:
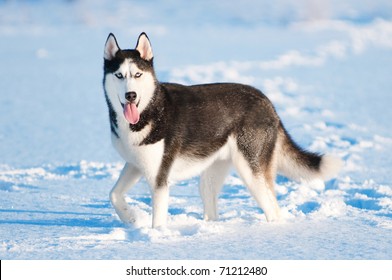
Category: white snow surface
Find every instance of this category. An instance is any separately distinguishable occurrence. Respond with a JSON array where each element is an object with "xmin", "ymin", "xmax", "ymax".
[{"xmin": 1, "ymin": 0, "xmax": 392, "ymax": 260}]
